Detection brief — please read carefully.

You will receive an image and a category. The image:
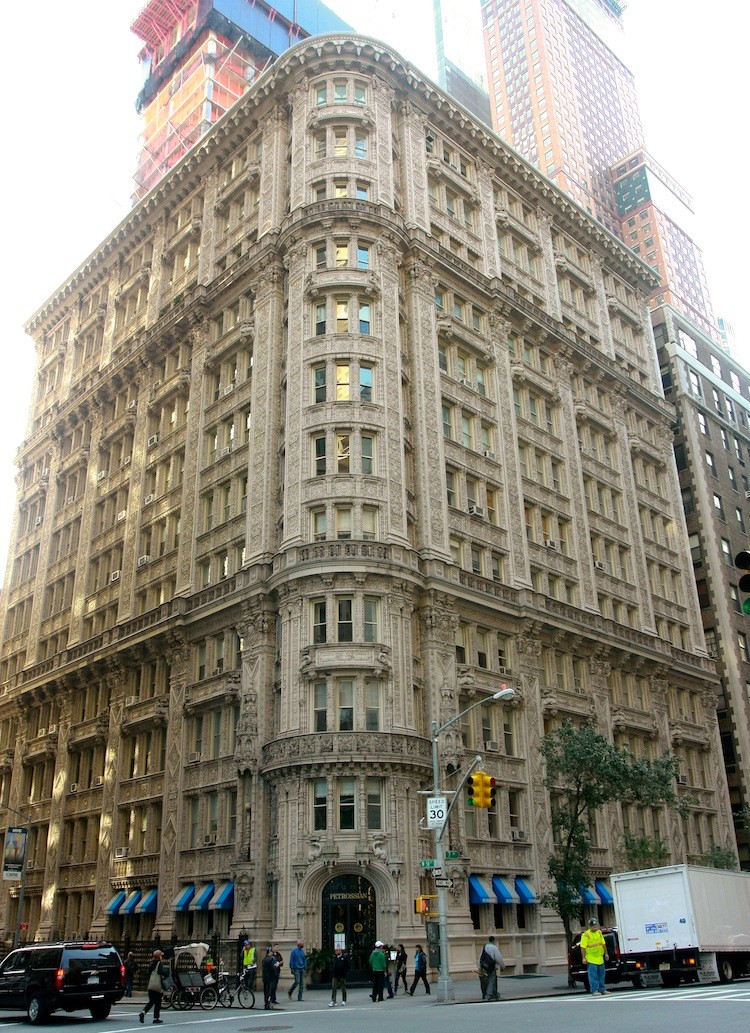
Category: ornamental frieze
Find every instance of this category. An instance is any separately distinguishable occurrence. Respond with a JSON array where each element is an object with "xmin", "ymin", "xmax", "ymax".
[{"xmin": 261, "ymin": 731, "xmax": 432, "ymax": 772}]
